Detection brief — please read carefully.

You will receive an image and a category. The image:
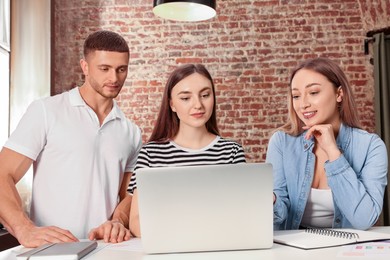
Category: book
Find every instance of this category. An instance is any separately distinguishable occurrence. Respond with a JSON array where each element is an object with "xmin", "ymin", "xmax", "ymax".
[
  {"xmin": 16, "ymin": 241, "xmax": 97, "ymax": 259},
  {"xmin": 274, "ymin": 227, "xmax": 390, "ymax": 250}
]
